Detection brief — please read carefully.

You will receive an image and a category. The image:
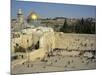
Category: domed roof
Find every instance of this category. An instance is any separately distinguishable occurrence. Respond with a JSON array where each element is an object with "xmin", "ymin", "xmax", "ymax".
[{"xmin": 27, "ymin": 11, "xmax": 39, "ymax": 20}]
